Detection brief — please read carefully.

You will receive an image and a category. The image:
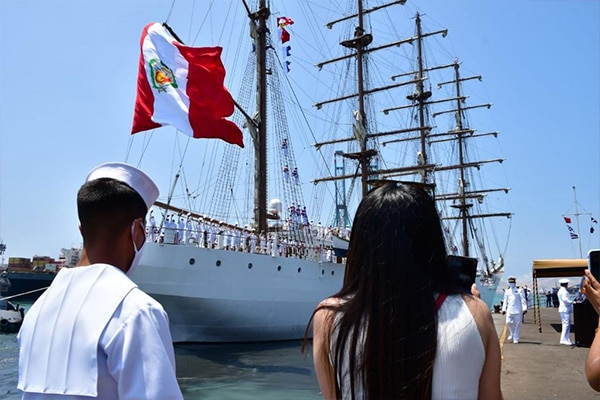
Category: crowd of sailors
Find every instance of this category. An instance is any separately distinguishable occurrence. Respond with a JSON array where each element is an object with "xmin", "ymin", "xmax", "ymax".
[{"xmin": 144, "ymin": 209, "xmax": 351, "ymax": 263}]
